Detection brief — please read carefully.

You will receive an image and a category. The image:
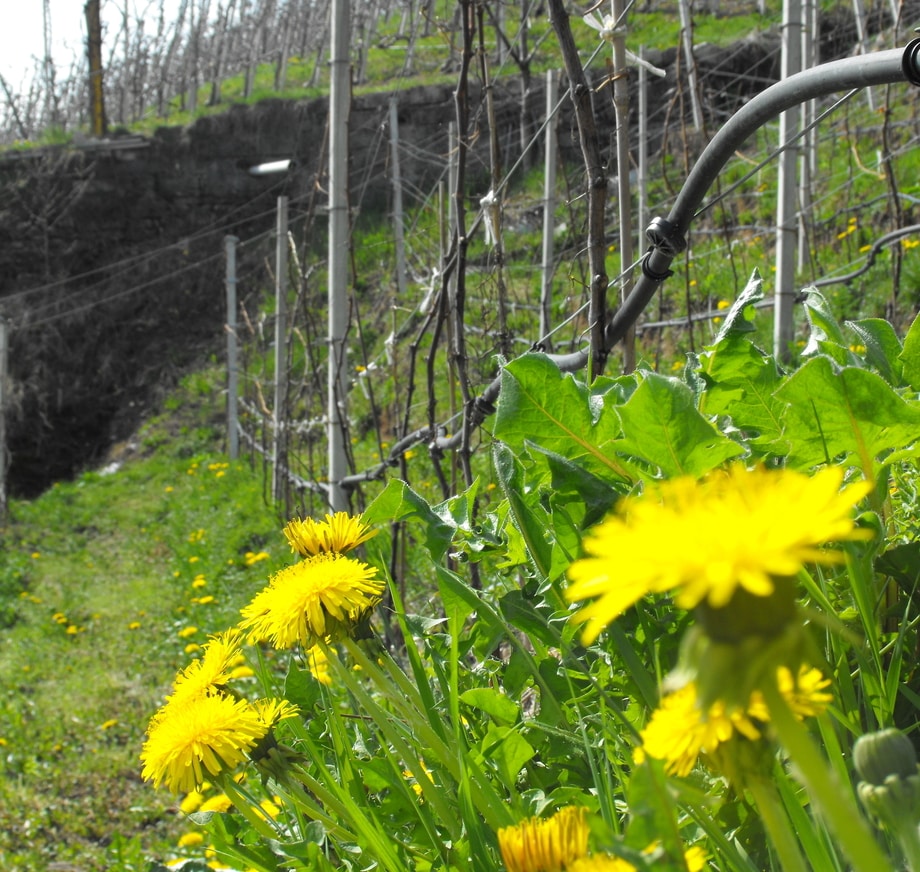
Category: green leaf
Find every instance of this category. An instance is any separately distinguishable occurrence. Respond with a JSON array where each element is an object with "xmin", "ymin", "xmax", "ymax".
[
  {"xmin": 846, "ymin": 317, "xmax": 903, "ymax": 386},
  {"xmin": 499, "ymin": 588, "xmax": 561, "ymax": 648},
  {"xmin": 712, "ymin": 269, "xmax": 764, "ymax": 341},
  {"xmin": 480, "ymin": 724, "xmax": 535, "ymax": 784},
  {"xmin": 459, "ymin": 687, "xmax": 521, "ymax": 725},
  {"xmin": 494, "ymin": 354, "xmax": 627, "ymax": 479},
  {"xmin": 699, "ymin": 335, "xmax": 786, "ymax": 453},
  {"xmin": 775, "ymin": 356, "xmax": 920, "ymax": 474},
  {"xmin": 283, "ymin": 659, "xmax": 322, "ymax": 711},
  {"xmin": 492, "ymin": 441, "xmax": 553, "ymax": 579},
  {"xmin": 613, "ymin": 372, "xmax": 744, "ymax": 479},
  {"xmin": 623, "ymin": 761, "xmax": 687, "ymax": 863},
  {"xmin": 876, "ymin": 541, "xmax": 920, "ymax": 594},
  {"xmin": 434, "ymin": 564, "xmax": 479, "ymax": 634},
  {"xmin": 529, "ymin": 442, "xmax": 622, "ymax": 529},
  {"xmin": 898, "ymin": 310, "xmax": 920, "ymax": 390},
  {"xmin": 363, "ymin": 478, "xmax": 454, "ymax": 562},
  {"xmin": 802, "ymin": 289, "xmax": 849, "ymax": 363}
]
